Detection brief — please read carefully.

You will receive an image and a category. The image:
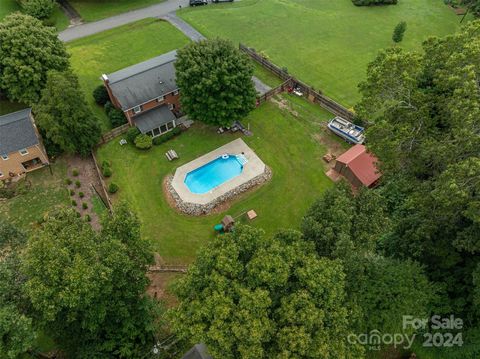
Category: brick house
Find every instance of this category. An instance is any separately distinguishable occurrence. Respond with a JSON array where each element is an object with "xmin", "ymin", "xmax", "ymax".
[
  {"xmin": 102, "ymin": 50, "xmax": 181, "ymax": 138},
  {"xmin": 0, "ymin": 108, "xmax": 49, "ymax": 182}
]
